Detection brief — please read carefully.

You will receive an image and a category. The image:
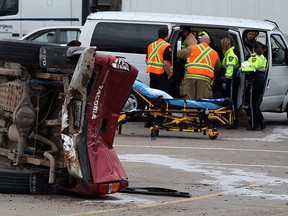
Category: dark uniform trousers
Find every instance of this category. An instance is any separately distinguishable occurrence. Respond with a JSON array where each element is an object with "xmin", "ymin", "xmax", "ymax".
[
  {"xmin": 145, "ymin": 72, "xmax": 172, "ymax": 127},
  {"xmin": 246, "ymin": 72, "xmax": 265, "ymax": 129},
  {"xmin": 223, "ymin": 72, "xmax": 240, "ymax": 126}
]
